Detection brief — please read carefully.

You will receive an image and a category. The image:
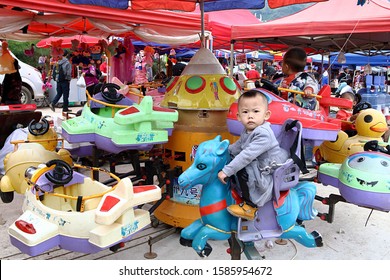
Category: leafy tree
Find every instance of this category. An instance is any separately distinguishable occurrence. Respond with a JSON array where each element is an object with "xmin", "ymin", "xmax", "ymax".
[{"xmin": 7, "ymin": 40, "xmax": 51, "ymax": 68}]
